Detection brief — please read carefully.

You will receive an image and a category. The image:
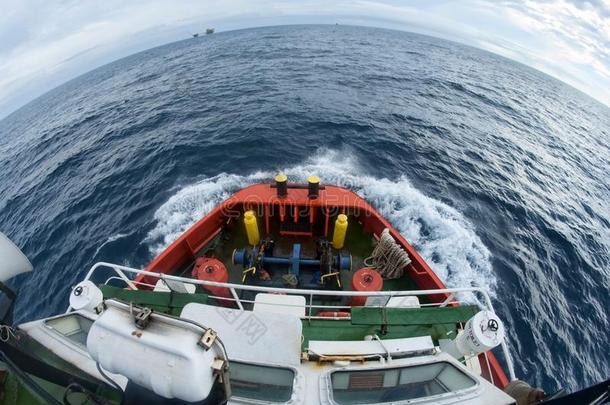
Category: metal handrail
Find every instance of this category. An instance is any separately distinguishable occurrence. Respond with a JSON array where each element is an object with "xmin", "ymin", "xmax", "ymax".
[{"xmin": 78, "ymin": 261, "xmax": 516, "ymax": 380}]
